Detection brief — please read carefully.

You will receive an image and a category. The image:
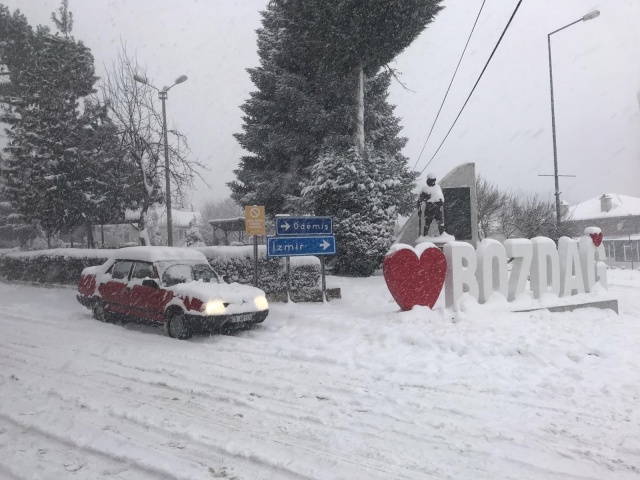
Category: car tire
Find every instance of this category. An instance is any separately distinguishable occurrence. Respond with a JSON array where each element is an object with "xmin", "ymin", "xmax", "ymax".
[
  {"xmin": 164, "ymin": 309, "xmax": 192, "ymax": 340},
  {"xmin": 92, "ymin": 299, "xmax": 121, "ymax": 324},
  {"xmin": 92, "ymin": 299, "xmax": 108, "ymax": 322}
]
